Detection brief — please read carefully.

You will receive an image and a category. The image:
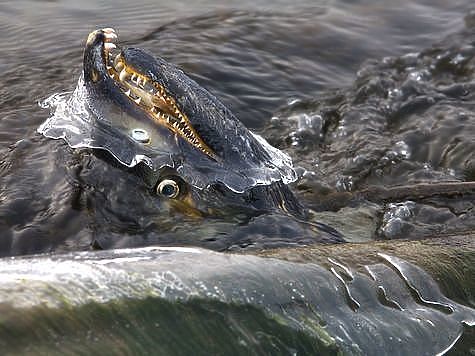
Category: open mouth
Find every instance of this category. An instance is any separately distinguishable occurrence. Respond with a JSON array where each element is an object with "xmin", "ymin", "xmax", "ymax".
[{"xmin": 95, "ymin": 28, "xmax": 216, "ymax": 160}]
